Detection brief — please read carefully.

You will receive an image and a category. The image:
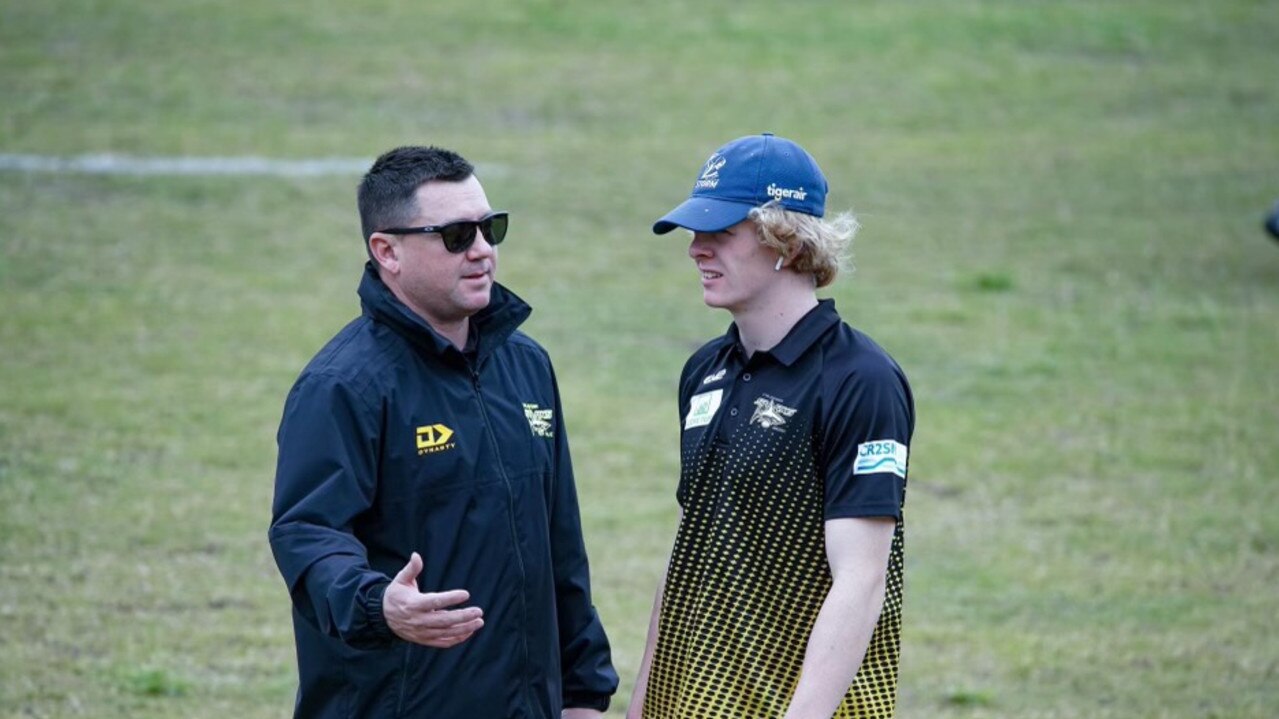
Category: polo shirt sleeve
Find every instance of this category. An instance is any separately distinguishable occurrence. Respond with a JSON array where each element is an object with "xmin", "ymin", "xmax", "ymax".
[
  {"xmin": 820, "ymin": 360, "xmax": 914, "ymax": 521},
  {"xmin": 674, "ymin": 353, "xmax": 705, "ymax": 509}
]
